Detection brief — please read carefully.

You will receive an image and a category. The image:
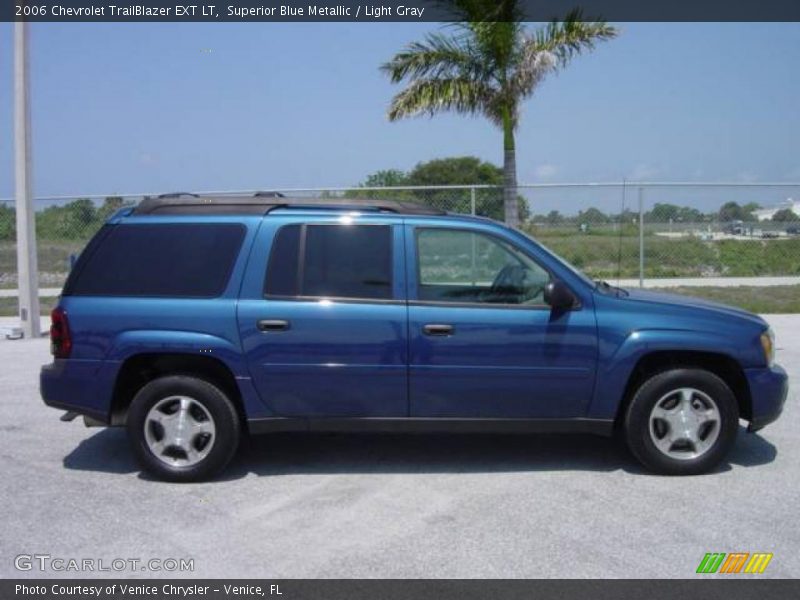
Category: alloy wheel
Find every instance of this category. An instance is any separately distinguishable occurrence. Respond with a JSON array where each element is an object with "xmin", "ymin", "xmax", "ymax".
[
  {"xmin": 143, "ymin": 396, "xmax": 216, "ymax": 467},
  {"xmin": 648, "ymin": 387, "xmax": 721, "ymax": 460}
]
